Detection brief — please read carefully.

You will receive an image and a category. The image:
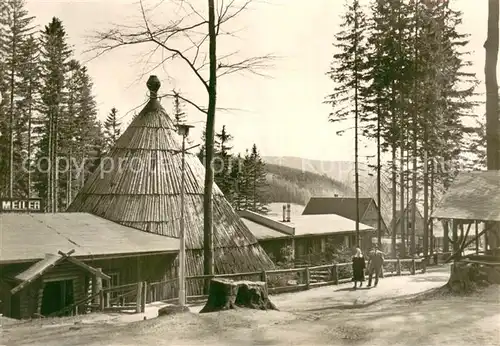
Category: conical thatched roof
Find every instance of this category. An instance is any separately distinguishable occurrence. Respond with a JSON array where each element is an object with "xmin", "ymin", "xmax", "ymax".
[{"xmin": 68, "ymin": 75, "xmax": 274, "ymax": 276}]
